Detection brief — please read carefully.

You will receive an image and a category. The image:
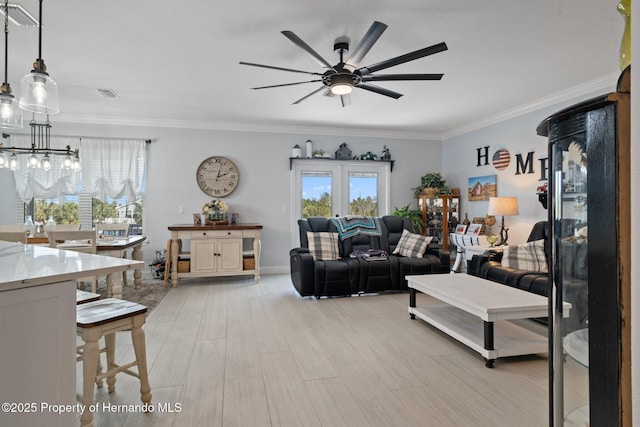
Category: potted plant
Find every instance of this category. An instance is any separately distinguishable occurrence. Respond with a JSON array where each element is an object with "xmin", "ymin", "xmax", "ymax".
[
  {"xmin": 390, "ymin": 204, "xmax": 424, "ymax": 233},
  {"xmin": 411, "ymin": 172, "xmax": 451, "ymax": 197}
]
